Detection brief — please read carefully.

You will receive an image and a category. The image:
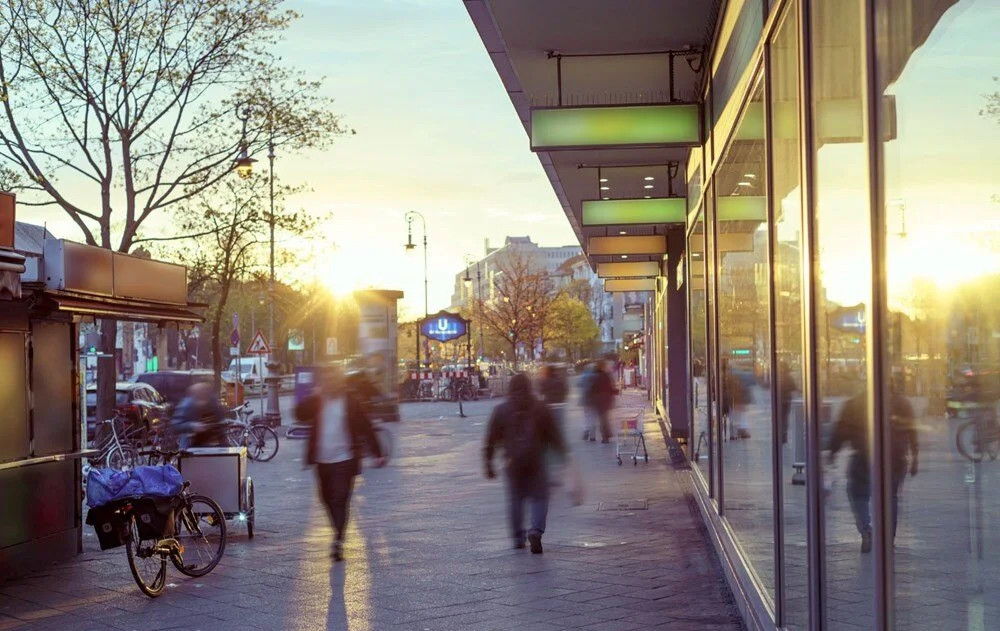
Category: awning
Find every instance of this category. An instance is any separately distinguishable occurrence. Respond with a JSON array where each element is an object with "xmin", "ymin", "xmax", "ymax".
[{"xmin": 37, "ymin": 290, "xmax": 203, "ymax": 323}]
